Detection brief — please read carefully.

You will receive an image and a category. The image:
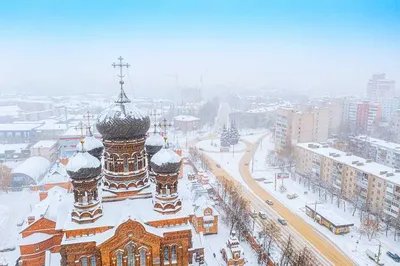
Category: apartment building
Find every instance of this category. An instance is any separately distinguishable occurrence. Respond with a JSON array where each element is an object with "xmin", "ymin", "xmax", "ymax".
[
  {"xmin": 390, "ymin": 110, "xmax": 400, "ymax": 143},
  {"xmin": 381, "ymin": 97, "xmax": 400, "ymax": 122},
  {"xmin": 342, "ymin": 100, "xmax": 381, "ymax": 134},
  {"xmin": 275, "ymin": 106, "xmax": 329, "ymax": 153},
  {"xmin": 367, "ymin": 73, "xmax": 396, "ymax": 102},
  {"xmin": 295, "ymin": 142, "xmax": 400, "ymax": 218},
  {"xmin": 348, "ymin": 136, "xmax": 400, "ymax": 169}
]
